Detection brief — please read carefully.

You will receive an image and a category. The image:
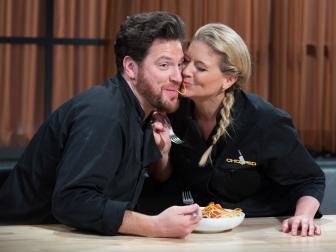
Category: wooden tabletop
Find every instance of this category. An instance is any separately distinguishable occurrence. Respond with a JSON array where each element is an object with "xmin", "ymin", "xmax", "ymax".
[{"xmin": 1, "ymin": 215, "xmax": 335, "ymax": 252}]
